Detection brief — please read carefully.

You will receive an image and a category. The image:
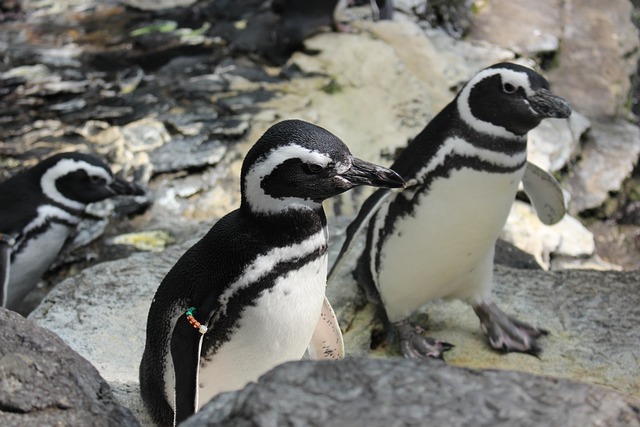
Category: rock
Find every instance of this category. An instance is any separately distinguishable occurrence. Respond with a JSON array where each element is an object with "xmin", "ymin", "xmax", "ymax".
[
  {"xmin": 27, "ymin": 226, "xmax": 640, "ymax": 425},
  {"xmin": 149, "ymin": 134, "xmax": 227, "ymax": 174},
  {"xmin": 546, "ymin": 0, "xmax": 639, "ymax": 119},
  {"xmin": 118, "ymin": 0, "xmax": 198, "ymax": 11},
  {"xmin": 469, "ymin": 0, "xmax": 563, "ymax": 56},
  {"xmin": 28, "ymin": 240, "xmax": 195, "ymax": 427},
  {"xmin": 501, "ymin": 201, "xmax": 597, "ymax": 269},
  {"xmin": 184, "ymin": 358, "xmax": 640, "ymax": 427},
  {"xmin": 565, "ymin": 119, "xmax": 640, "ymax": 214},
  {"xmin": 0, "ymin": 308, "xmax": 139, "ymax": 426},
  {"xmin": 494, "ymin": 238, "xmax": 542, "ymax": 270},
  {"xmin": 331, "ymin": 232, "xmax": 640, "ymax": 397},
  {"xmin": 527, "ymin": 112, "xmax": 589, "ymax": 173}
]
